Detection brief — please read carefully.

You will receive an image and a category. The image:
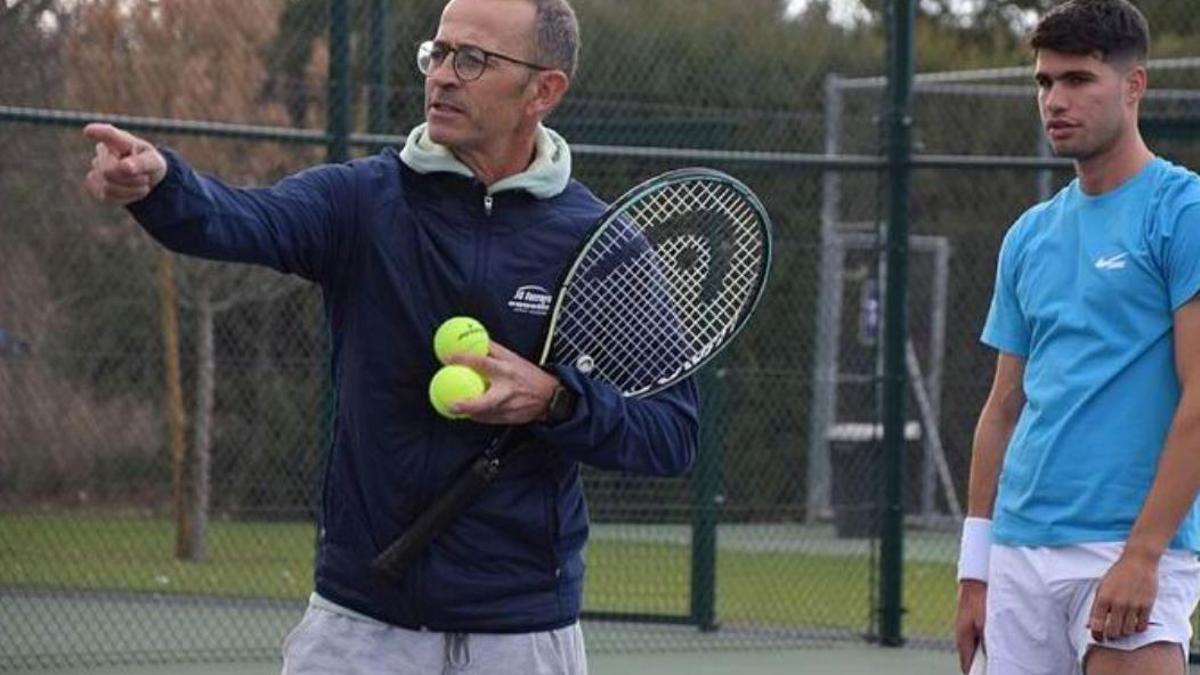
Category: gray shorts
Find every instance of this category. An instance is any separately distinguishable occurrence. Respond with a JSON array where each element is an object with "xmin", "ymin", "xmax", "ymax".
[{"xmin": 281, "ymin": 594, "xmax": 587, "ymax": 675}]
